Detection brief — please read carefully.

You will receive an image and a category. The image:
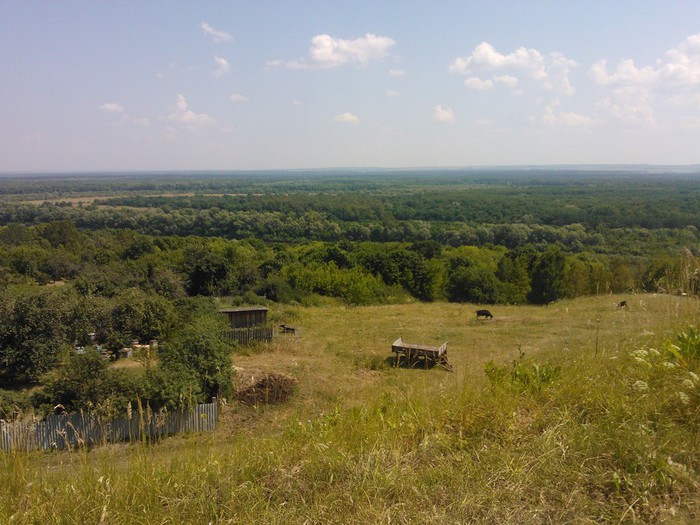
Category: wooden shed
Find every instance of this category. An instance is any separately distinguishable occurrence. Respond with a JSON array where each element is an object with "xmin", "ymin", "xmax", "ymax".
[
  {"xmin": 219, "ymin": 307, "xmax": 268, "ymax": 329},
  {"xmin": 219, "ymin": 307, "xmax": 273, "ymax": 345}
]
